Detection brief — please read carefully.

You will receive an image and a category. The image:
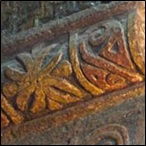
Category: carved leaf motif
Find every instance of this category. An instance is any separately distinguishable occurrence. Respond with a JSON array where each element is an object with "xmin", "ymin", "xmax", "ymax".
[
  {"xmin": 1, "ymin": 94, "xmax": 24, "ymax": 125},
  {"xmin": 45, "ymin": 87, "xmax": 80, "ymax": 104},
  {"xmin": 48, "ymin": 98, "xmax": 63, "ymax": 111},
  {"xmin": 1, "ymin": 111, "xmax": 10, "ymax": 129},
  {"xmin": 41, "ymin": 75, "xmax": 85, "ymax": 98},
  {"xmin": 30, "ymin": 87, "xmax": 46, "ymax": 113},
  {"xmin": 2, "ymin": 44, "xmax": 85, "ymax": 116},
  {"xmin": 16, "ymin": 82, "xmax": 36, "ymax": 111},
  {"xmin": 31, "ymin": 44, "xmax": 55, "ymax": 72},
  {"xmin": 69, "ymin": 33, "xmax": 104, "ymax": 96},
  {"xmin": 41, "ymin": 52, "xmax": 63, "ymax": 74},
  {"xmin": 51, "ymin": 60, "xmax": 72, "ymax": 78}
]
